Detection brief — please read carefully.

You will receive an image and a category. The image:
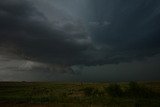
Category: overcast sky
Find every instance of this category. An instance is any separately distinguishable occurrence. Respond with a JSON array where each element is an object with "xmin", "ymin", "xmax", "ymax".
[{"xmin": 0, "ymin": 0, "xmax": 160, "ymax": 81}]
